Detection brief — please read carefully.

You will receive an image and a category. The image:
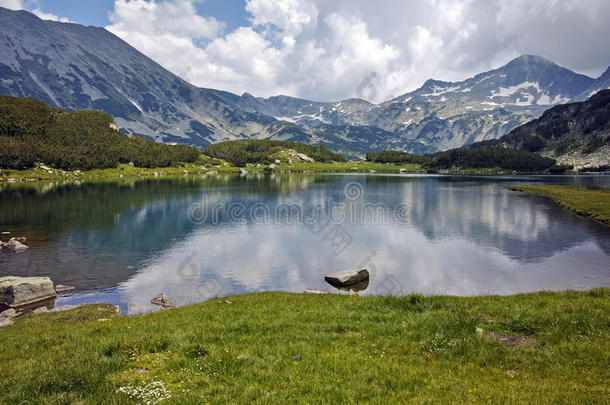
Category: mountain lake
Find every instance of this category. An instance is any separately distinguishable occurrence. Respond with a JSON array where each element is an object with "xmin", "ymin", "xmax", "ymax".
[{"xmin": 0, "ymin": 173, "xmax": 608, "ymax": 314}]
